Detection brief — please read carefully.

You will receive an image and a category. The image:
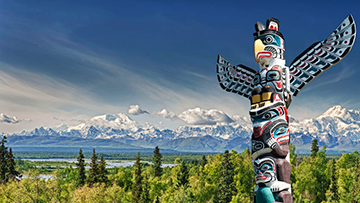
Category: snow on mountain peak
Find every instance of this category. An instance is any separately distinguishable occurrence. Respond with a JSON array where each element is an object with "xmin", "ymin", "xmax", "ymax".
[
  {"xmin": 321, "ymin": 105, "xmax": 348, "ymax": 118},
  {"xmin": 53, "ymin": 123, "xmax": 68, "ymax": 131},
  {"xmin": 91, "ymin": 114, "xmax": 117, "ymax": 121},
  {"xmin": 116, "ymin": 113, "xmax": 135, "ymax": 124},
  {"xmin": 318, "ymin": 105, "xmax": 360, "ymax": 122},
  {"xmin": 291, "ymin": 105, "xmax": 360, "ymax": 142}
]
